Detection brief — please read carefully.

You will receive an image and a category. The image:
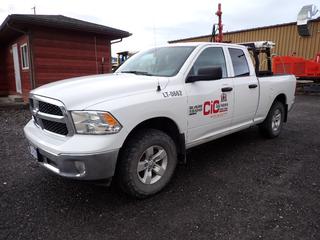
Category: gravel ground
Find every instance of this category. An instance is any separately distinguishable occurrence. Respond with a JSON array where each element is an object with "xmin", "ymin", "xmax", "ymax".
[{"xmin": 0, "ymin": 95, "xmax": 319, "ymax": 240}]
